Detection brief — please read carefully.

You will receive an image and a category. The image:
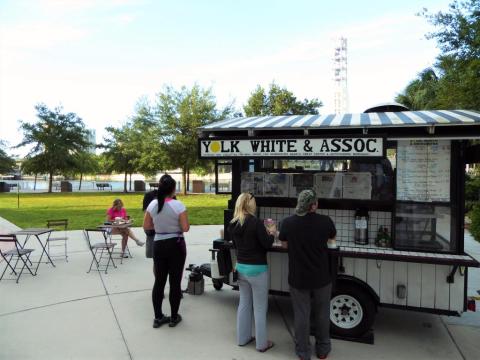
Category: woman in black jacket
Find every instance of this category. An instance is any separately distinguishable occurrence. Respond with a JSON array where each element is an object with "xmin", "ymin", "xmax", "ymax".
[{"xmin": 227, "ymin": 192, "xmax": 275, "ymax": 352}]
